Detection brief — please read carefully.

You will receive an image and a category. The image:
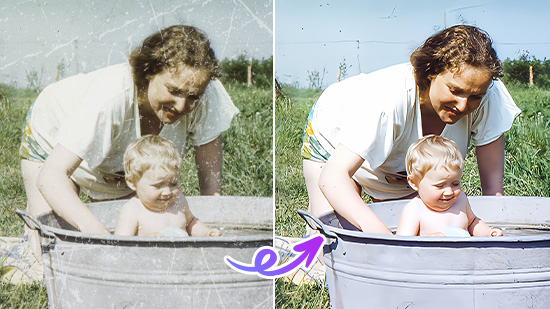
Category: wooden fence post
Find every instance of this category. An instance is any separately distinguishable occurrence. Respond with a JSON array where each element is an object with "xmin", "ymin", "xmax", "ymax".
[
  {"xmin": 247, "ymin": 63, "xmax": 252, "ymax": 87},
  {"xmin": 529, "ymin": 65, "xmax": 534, "ymax": 87}
]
